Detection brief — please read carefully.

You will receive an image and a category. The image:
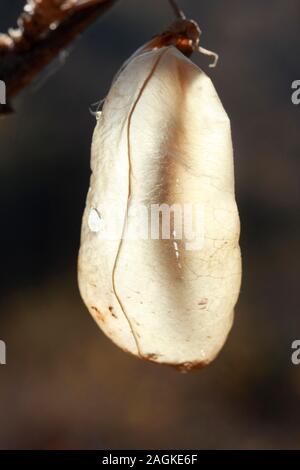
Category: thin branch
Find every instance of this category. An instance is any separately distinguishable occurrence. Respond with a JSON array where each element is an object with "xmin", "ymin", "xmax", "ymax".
[
  {"xmin": 168, "ymin": 0, "xmax": 186, "ymax": 20},
  {"xmin": 0, "ymin": 0, "xmax": 119, "ymax": 113}
]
